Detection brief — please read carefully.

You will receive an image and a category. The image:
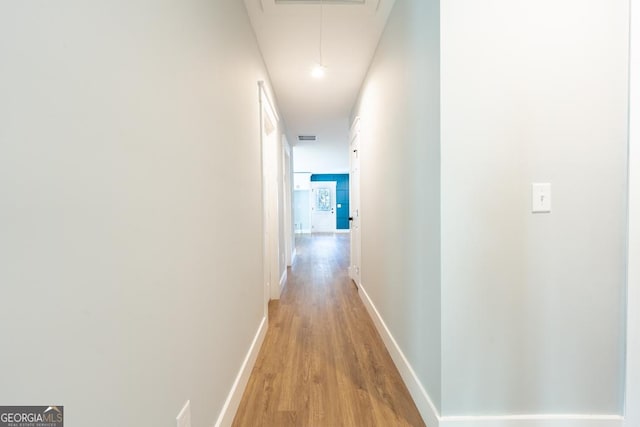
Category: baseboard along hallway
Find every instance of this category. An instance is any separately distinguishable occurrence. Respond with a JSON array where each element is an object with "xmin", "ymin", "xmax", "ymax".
[{"xmin": 232, "ymin": 233, "xmax": 424, "ymax": 427}]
